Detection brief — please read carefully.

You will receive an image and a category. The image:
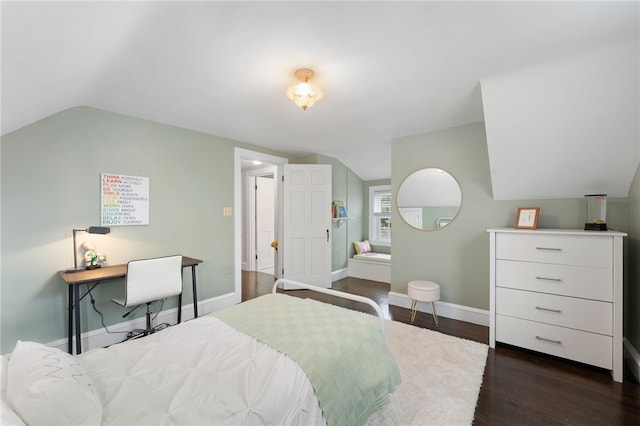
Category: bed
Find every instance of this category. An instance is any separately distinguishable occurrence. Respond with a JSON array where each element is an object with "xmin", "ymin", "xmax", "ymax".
[{"xmin": 1, "ymin": 279, "xmax": 400, "ymax": 426}]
